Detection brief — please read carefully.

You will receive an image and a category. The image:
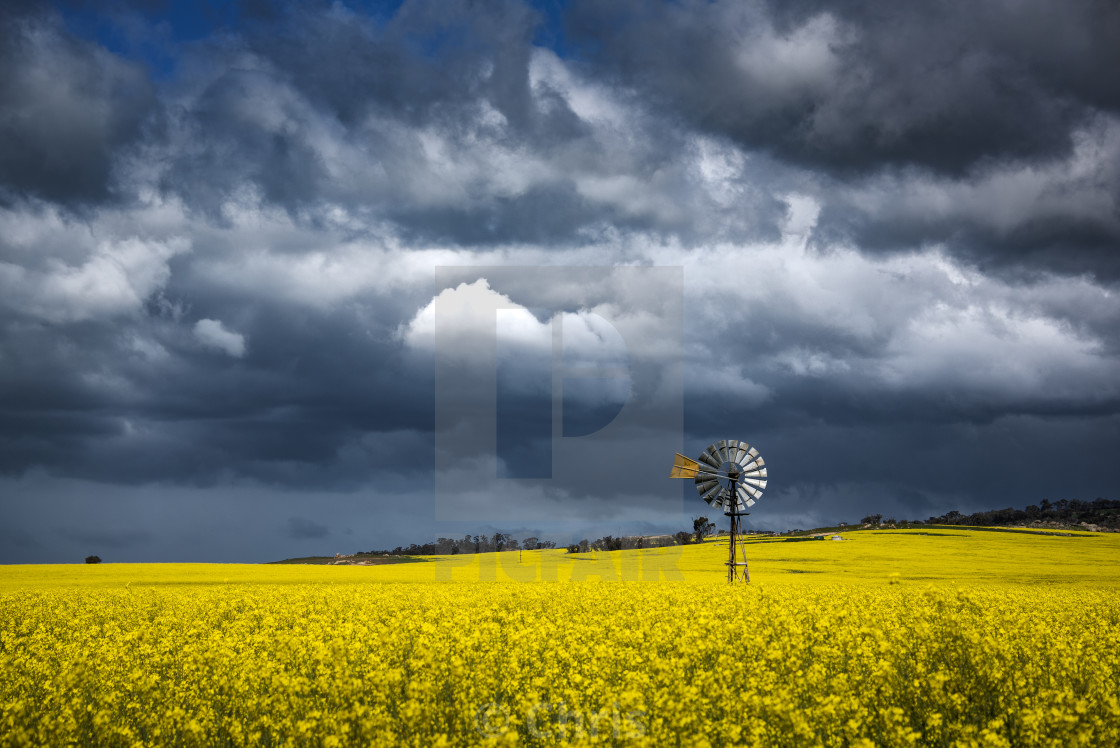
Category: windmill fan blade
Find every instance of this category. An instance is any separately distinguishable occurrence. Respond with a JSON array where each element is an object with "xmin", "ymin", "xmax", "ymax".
[
  {"xmin": 744, "ymin": 497, "xmax": 756, "ymax": 508},
  {"xmin": 695, "ymin": 479, "xmax": 719, "ymax": 495},
  {"xmin": 697, "ymin": 470, "xmax": 724, "ymax": 481},
  {"xmin": 701, "ymin": 484, "xmax": 722, "ymax": 502},
  {"xmin": 742, "ymin": 478, "xmax": 767, "ymax": 489},
  {"xmin": 741, "ymin": 467, "xmax": 768, "ymax": 479},
  {"xmin": 705, "ymin": 444, "xmax": 723, "ymax": 467},
  {"xmin": 699, "ymin": 447, "xmax": 722, "ymax": 470}
]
